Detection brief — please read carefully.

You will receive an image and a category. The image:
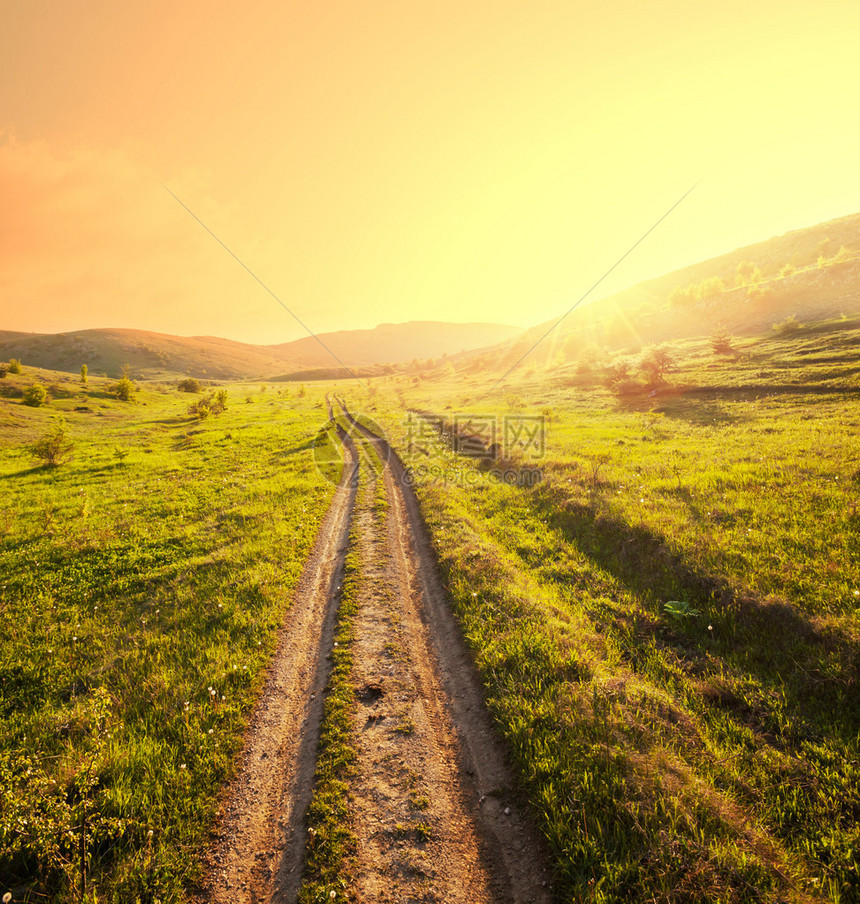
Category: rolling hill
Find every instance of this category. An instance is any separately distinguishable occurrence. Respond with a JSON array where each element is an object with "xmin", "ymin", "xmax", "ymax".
[
  {"xmin": 0, "ymin": 321, "xmax": 523, "ymax": 380},
  {"xmin": 478, "ymin": 211, "xmax": 860, "ymax": 371}
]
